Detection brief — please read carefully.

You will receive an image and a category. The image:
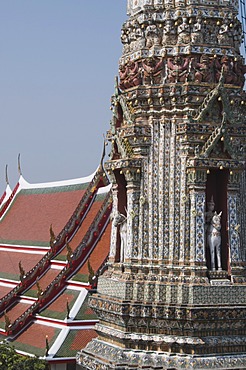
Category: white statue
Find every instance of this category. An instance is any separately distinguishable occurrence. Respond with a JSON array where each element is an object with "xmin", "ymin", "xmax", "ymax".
[
  {"xmin": 207, "ymin": 211, "xmax": 222, "ymax": 271},
  {"xmin": 191, "ymin": 17, "xmax": 203, "ymax": 44},
  {"xmin": 113, "ymin": 212, "xmax": 127, "ymax": 263}
]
